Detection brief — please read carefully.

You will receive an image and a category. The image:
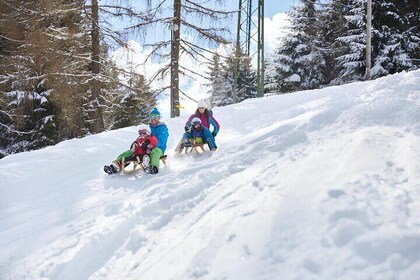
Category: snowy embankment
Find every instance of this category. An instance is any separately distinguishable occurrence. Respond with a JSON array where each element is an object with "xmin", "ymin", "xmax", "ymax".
[{"xmin": 1, "ymin": 71, "xmax": 419, "ymax": 280}]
